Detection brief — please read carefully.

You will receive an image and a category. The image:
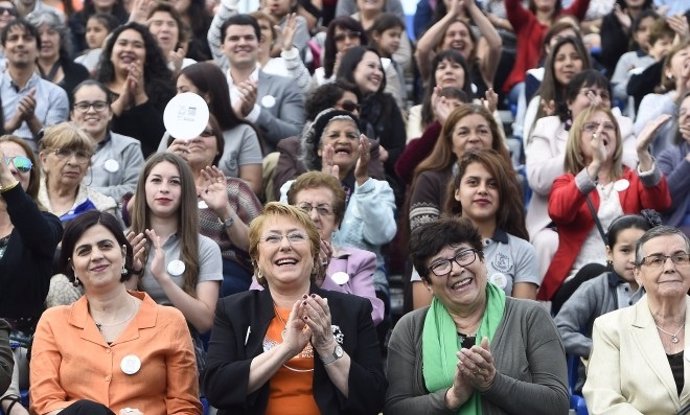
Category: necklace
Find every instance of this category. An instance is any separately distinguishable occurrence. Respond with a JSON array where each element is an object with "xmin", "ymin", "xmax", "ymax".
[
  {"xmin": 655, "ymin": 323, "xmax": 684, "ymax": 344},
  {"xmin": 272, "ymin": 302, "xmax": 314, "ymax": 373},
  {"xmin": 94, "ymin": 298, "xmax": 139, "ymax": 331}
]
